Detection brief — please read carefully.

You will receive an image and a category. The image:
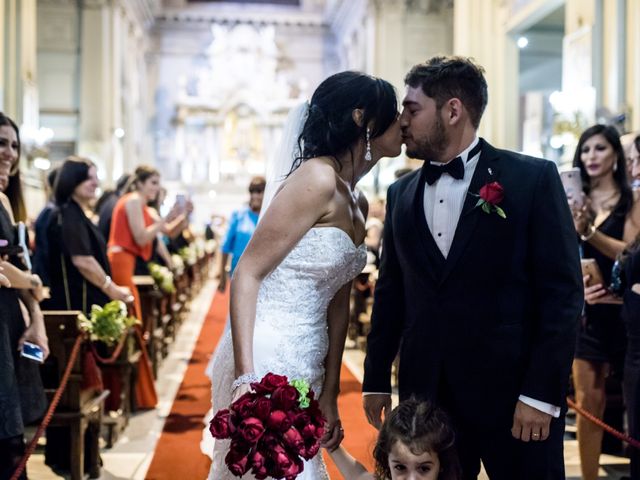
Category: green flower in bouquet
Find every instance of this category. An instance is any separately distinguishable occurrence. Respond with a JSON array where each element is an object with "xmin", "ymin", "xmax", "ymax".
[
  {"xmin": 149, "ymin": 262, "xmax": 176, "ymax": 293},
  {"xmin": 78, "ymin": 300, "xmax": 139, "ymax": 345}
]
